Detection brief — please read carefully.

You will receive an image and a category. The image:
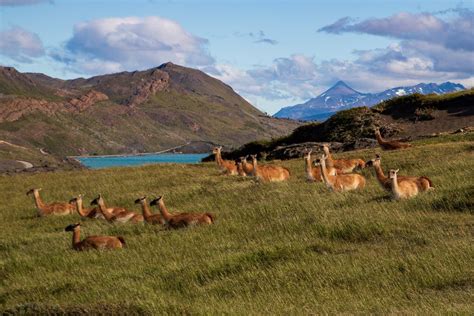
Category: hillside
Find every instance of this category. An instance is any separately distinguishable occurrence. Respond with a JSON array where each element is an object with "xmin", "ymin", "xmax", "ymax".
[
  {"xmin": 274, "ymin": 81, "xmax": 465, "ymax": 121},
  {"xmin": 227, "ymin": 89, "xmax": 474, "ymax": 159},
  {"xmin": 0, "ymin": 64, "xmax": 300, "ymax": 170},
  {"xmin": 1, "ymin": 134, "xmax": 472, "ymax": 314}
]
